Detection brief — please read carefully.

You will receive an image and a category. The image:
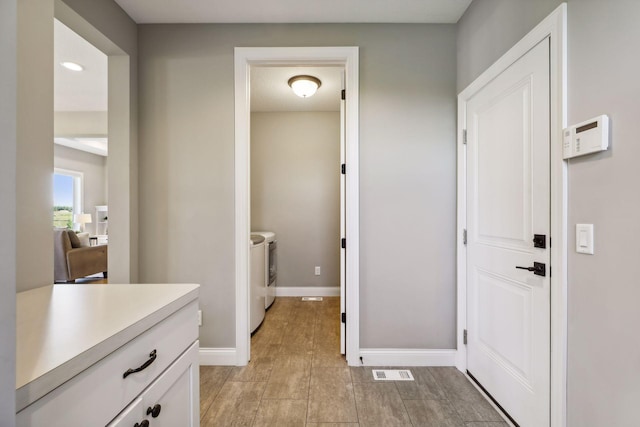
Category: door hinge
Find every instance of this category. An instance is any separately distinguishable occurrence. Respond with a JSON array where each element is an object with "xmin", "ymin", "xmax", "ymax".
[
  {"xmin": 341, "ymin": 238, "xmax": 346, "ymax": 249},
  {"xmin": 463, "ymin": 329, "xmax": 468, "ymax": 345},
  {"xmin": 341, "ymin": 312, "xmax": 346, "ymax": 323},
  {"xmin": 463, "ymin": 229, "xmax": 467, "ymax": 245},
  {"xmin": 463, "ymin": 129, "xmax": 467, "ymax": 145},
  {"xmin": 341, "ymin": 163, "xmax": 346, "ymax": 175},
  {"xmin": 341, "ymin": 89, "xmax": 346, "ymax": 100}
]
